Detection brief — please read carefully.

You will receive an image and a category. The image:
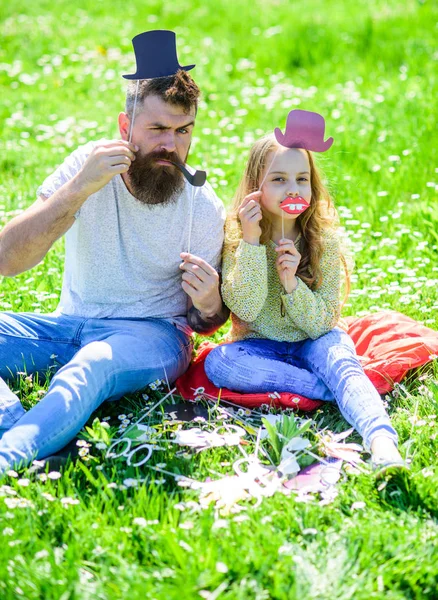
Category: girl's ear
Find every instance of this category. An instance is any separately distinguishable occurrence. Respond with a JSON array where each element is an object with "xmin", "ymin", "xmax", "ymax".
[{"xmin": 118, "ymin": 112, "xmax": 130, "ymax": 141}]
